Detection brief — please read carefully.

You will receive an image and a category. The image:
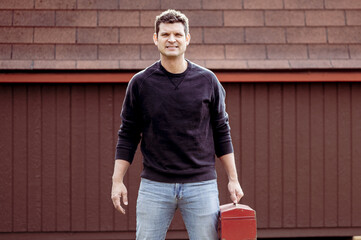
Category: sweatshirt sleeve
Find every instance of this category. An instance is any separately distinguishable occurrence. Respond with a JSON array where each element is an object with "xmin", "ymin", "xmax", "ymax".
[
  {"xmin": 115, "ymin": 76, "xmax": 142, "ymax": 163},
  {"xmin": 210, "ymin": 75, "xmax": 234, "ymax": 157}
]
